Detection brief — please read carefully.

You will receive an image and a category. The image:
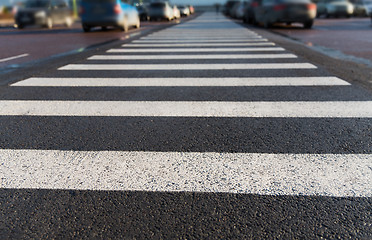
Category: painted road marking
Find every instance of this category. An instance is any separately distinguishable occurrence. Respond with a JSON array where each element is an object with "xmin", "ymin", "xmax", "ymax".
[
  {"xmin": 132, "ymin": 39, "xmax": 269, "ymax": 43},
  {"xmin": 0, "ymin": 53, "xmax": 29, "ymax": 63},
  {"xmin": 1, "ymin": 150, "xmax": 370, "ymax": 197},
  {"xmin": 88, "ymin": 54, "xmax": 297, "ymax": 60},
  {"xmin": 107, "ymin": 47, "xmax": 285, "ymax": 52},
  {"xmin": 123, "ymin": 43, "xmax": 276, "ymax": 47},
  {"xmin": 0, "ymin": 101, "xmax": 371, "ymax": 117},
  {"xmin": 12, "ymin": 77, "xmax": 350, "ymax": 87},
  {"xmin": 59, "ymin": 63, "xmax": 316, "ymax": 70}
]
